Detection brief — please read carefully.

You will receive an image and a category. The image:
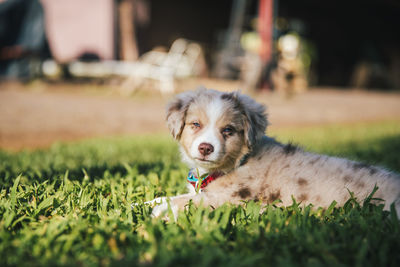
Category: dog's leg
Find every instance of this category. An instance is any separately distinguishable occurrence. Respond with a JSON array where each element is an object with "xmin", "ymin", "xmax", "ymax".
[
  {"xmin": 150, "ymin": 193, "xmax": 197, "ymax": 219},
  {"xmin": 151, "ymin": 191, "xmax": 232, "ymax": 219},
  {"xmin": 132, "ymin": 184, "xmax": 196, "ymax": 207},
  {"xmin": 151, "ymin": 173, "xmax": 247, "ymax": 219}
]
